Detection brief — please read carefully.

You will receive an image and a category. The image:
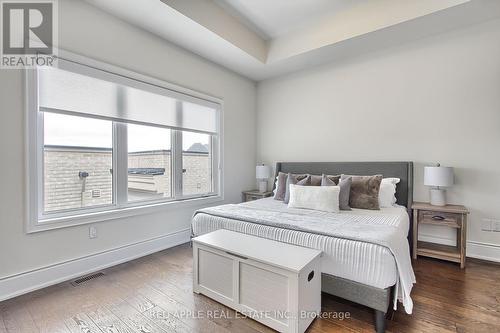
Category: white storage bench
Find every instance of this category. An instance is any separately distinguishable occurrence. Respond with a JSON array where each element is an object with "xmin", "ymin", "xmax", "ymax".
[{"xmin": 192, "ymin": 229, "xmax": 322, "ymax": 333}]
